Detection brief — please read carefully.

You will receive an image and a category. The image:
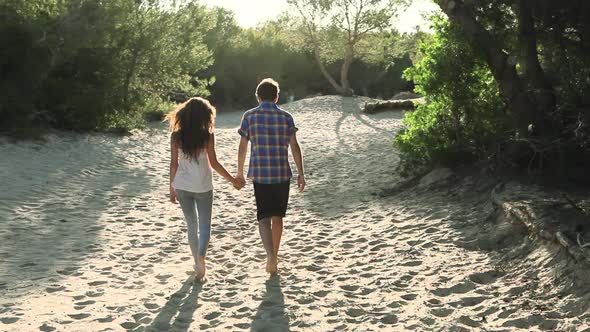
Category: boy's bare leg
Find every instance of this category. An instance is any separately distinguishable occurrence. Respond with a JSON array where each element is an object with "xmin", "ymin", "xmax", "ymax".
[
  {"xmin": 271, "ymin": 217, "xmax": 283, "ymax": 268},
  {"xmin": 258, "ymin": 218, "xmax": 276, "ymax": 273}
]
